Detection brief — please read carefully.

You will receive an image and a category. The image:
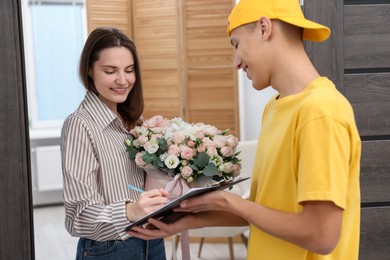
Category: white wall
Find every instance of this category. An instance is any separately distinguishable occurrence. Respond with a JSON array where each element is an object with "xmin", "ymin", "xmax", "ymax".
[
  {"xmin": 233, "ymin": 0, "xmax": 278, "ymax": 142},
  {"xmin": 238, "ymin": 71, "xmax": 277, "ymax": 141}
]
